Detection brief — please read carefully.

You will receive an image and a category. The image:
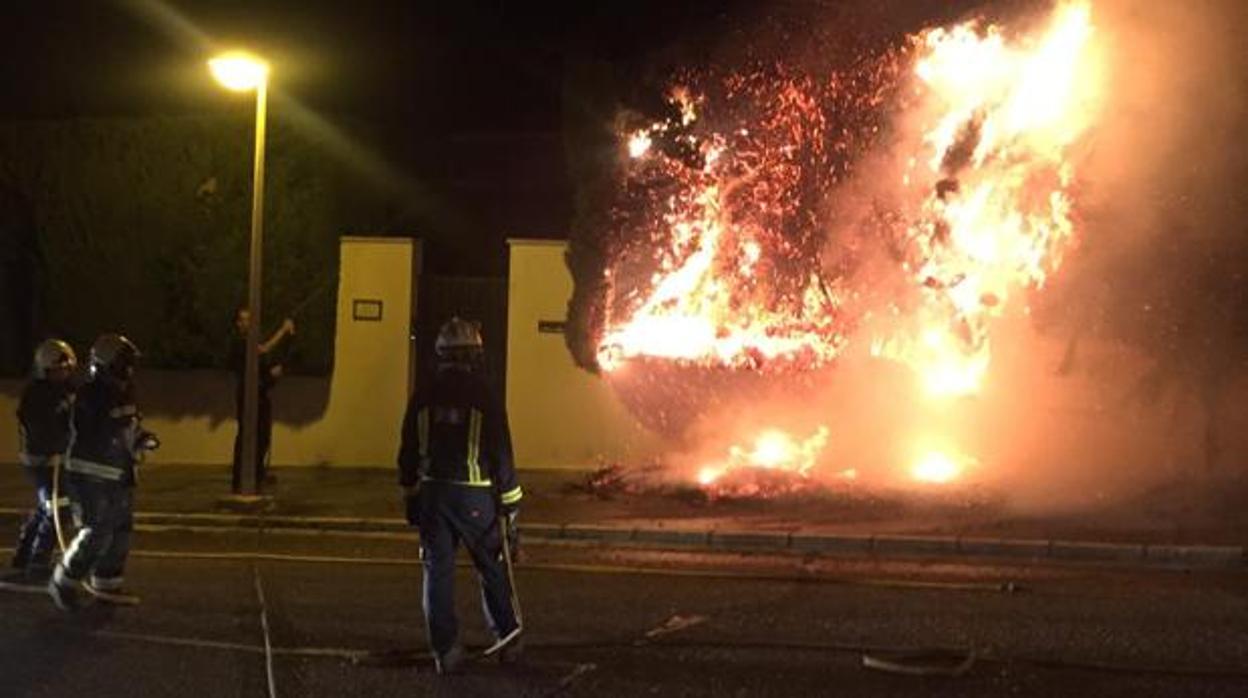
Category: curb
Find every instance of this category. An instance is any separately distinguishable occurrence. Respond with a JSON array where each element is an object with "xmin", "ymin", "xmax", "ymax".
[{"xmin": 1, "ymin": 508, "xmax": 1242, "ymax": 569}]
